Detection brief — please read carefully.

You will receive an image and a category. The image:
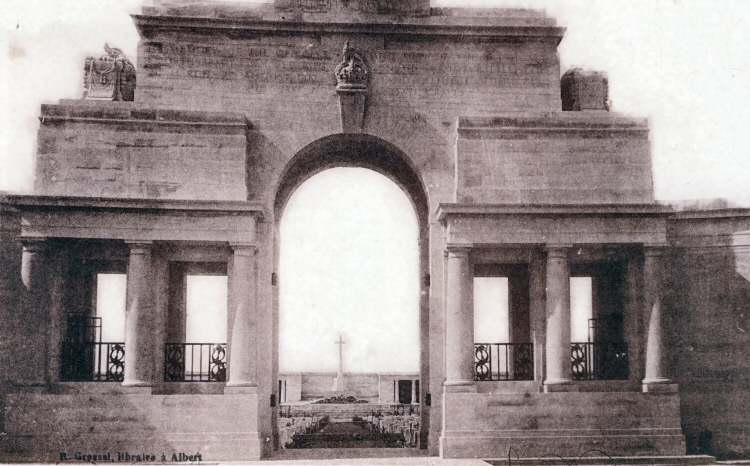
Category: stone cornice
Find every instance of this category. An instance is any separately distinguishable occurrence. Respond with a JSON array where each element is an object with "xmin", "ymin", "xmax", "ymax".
[
  {"xmin": 436, "ymin": 203, "xmax": 673, "ymax": 223},
  {"xmin": 669, "ymin": 208, "xmax": 750, "ymax": 220},
  {"xmin": 2, "ymin": 194, "xmax": 264, "ymax": 219},
  {"xmin": 457, "ymin": 114, "xmax": 649, "ymax": 138},
  {"xmin": 132, "ymin": 14, "xmax": 565, "ymax": 43},
  {"xmin": 39, "ymin": 102, "xmax": 248, "ymax": 132}
]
